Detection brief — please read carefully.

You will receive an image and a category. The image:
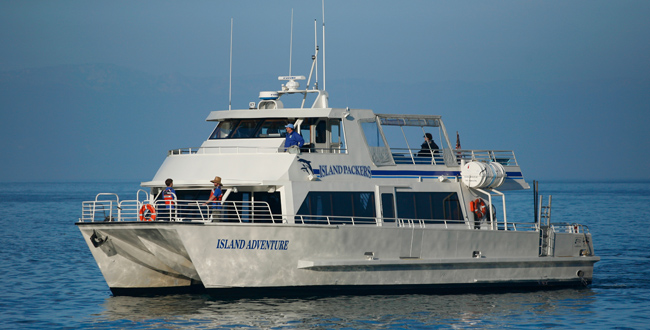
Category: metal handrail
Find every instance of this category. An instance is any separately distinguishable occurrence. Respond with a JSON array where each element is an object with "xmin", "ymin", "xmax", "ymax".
[
  {"xmin": 388, "ymin": 148, "xmax": 517, "ymax": 166},
  {"xmin": 81, "ymin": 193, "xmax": 549, "ymax": 232},
  {"xmin": 169, "ymin": 146, "xmax": 348, "ymax": 156}
]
